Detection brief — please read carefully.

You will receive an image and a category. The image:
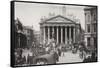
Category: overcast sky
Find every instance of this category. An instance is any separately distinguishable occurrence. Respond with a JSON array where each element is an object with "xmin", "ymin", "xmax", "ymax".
[{"xmin": 15, "ymin": 2, "xmax": 86, "ymax": 31}]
